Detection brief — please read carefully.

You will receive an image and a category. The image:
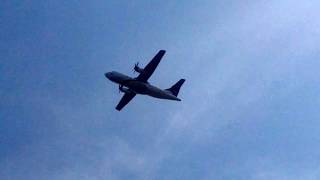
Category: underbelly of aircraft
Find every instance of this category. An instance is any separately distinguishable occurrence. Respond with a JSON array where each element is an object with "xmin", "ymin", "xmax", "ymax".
[
  {"xmin": 147, "ymin": 86, "xmax": 179, "ymax": 100},
  {"xmin": 125, "ymin": 81, "xmax": 149, "ymax": 94},
  {"xmin": 125, "ymin": 81, "xmax": 179, "ymax": 101}
]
